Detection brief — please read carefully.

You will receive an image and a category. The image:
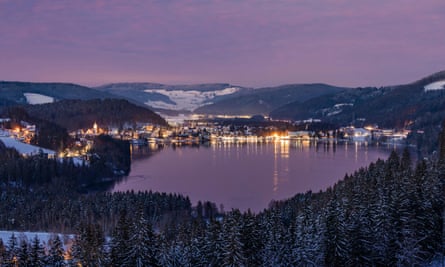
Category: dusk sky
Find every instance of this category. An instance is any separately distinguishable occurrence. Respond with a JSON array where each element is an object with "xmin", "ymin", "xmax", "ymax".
[{"xmin": 1, "ymin": 0, "xmax": 444, "ymax": 88}]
